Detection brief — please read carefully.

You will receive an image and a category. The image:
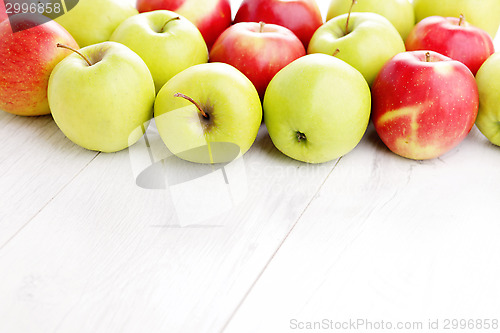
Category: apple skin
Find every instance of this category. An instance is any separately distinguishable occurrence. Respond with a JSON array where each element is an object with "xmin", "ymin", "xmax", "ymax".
[
  {"xmin": 48, "ymin": 42, "xmax": 156, "ymax": 153},
  {"xmin": 110, "ymin": 10, "xmax": 208, "ymax": 93},
  {"xmin": 1, "ymin": 1, "xmax": 7, "ymax": 22},
  {"xmin": 154, "ymin": 63, "xmax": 262, "ymax": 164},
  {"xmin": 308, "ymin": 12, "xmax": 405, "ymax": 86},
  {"xmin": 263, "ymin": 54, "xmax": 371, "ymax": 164},
  {"xmin": 372, "ymin": 51, "xmax": 479, "ymax": 160},
  {"xmin": 413, "ymin": 0, "xmax": 500, "ymax": 39},
  {"xmin": 405, "ymin": 16, "xmax": 495, "ymax": 75},
  {"xmin": 0, "ymin": 14, "xmax": 78, "ymax": 116},
  {"xmin": 327, "ymin": 0, "xmax": 415, "ymax": 41},
  {"xmin": 54, "ymin": 0, "xmax": 138, "ymax": 47},
  {"xmin": 475, "ymin": 52, "xmax": 500, "ymax": 146},
  {"xmin": 209, "ymin": 22, "xmax": 306, "ymax": 99},
  {"xmin": 136, "ymin": 0, "xmax": 231, "ymax": 49},
  {"xmin": 234, "ymin": 0, "xmax": 323, "ymax": 49}
]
